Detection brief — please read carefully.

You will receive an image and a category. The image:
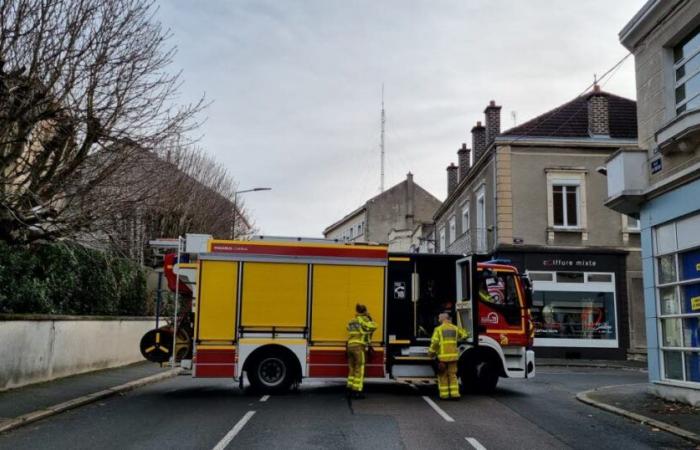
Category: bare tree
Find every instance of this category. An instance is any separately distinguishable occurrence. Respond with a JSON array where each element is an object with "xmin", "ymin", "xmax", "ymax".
[{"xmin": 0, "ymin": 0, "xmax": 203, "ymax": 243}]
